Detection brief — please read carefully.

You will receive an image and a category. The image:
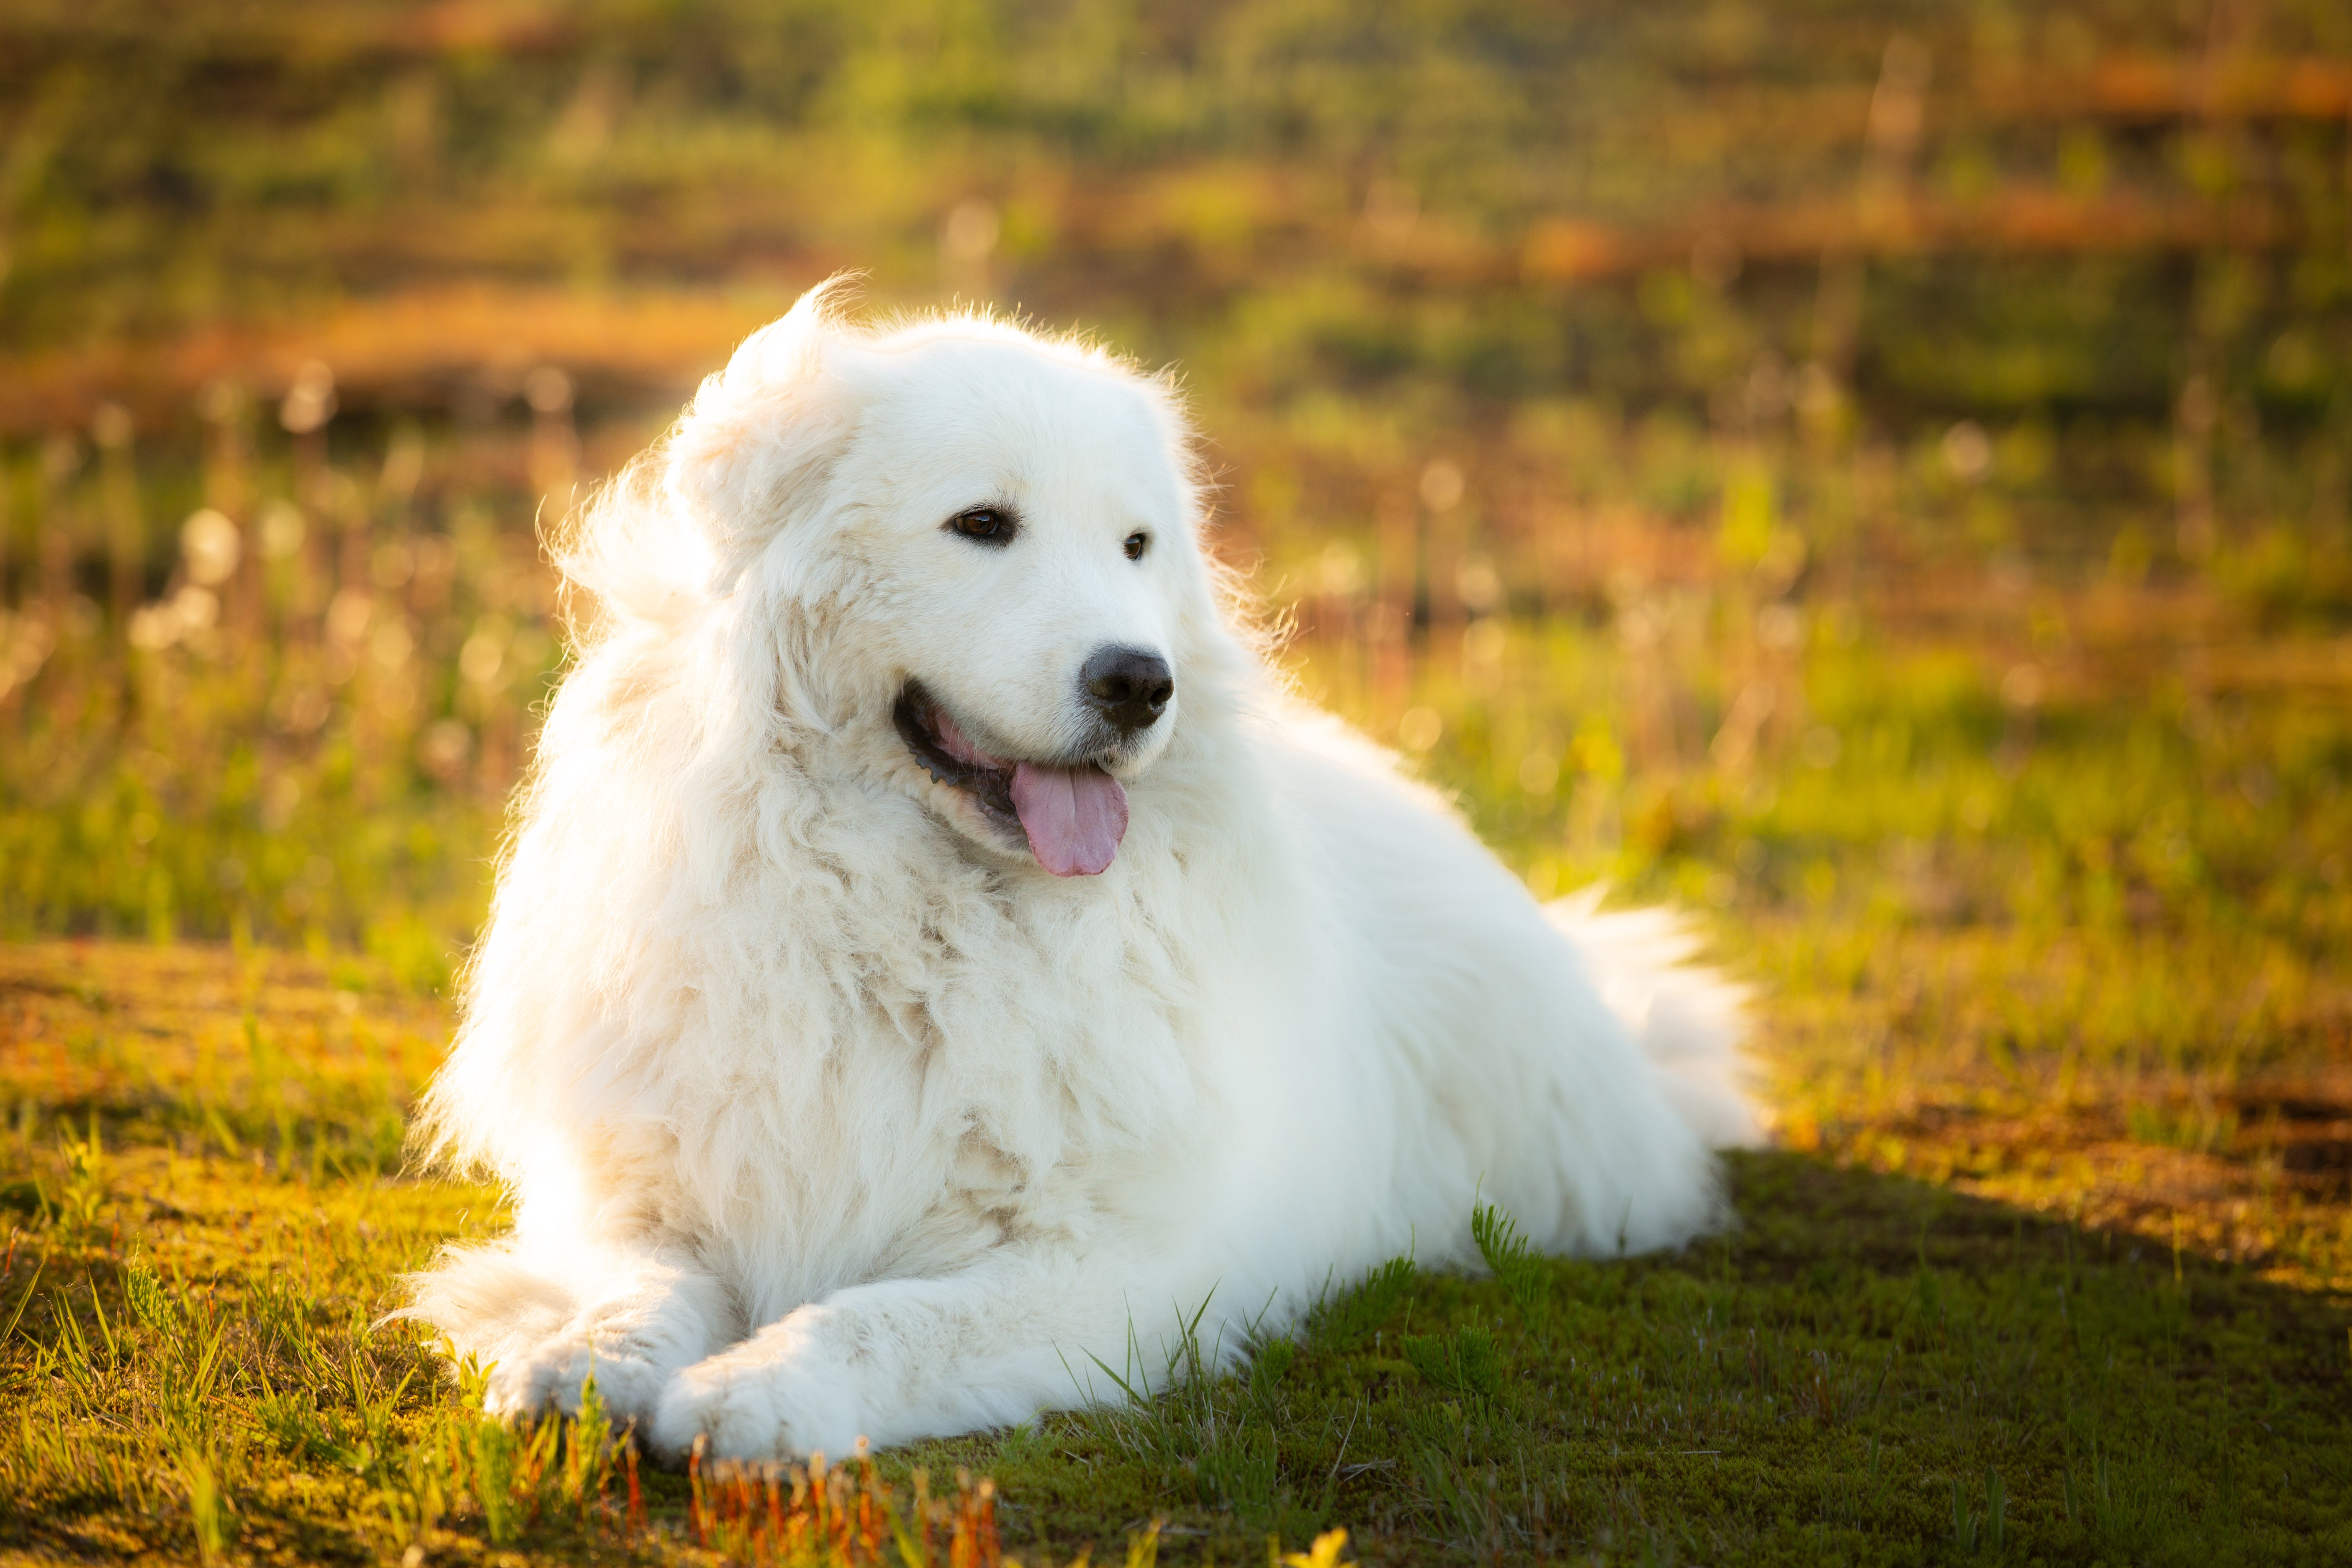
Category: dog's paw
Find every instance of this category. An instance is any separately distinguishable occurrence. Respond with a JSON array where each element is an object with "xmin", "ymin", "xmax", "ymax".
[
  {"xmin": 649, "ymin": 1316, "xmax": 866, "ymax": 1462},
  {"xmin": 481, "ymin": 1337, "xmax": 668, "ymax": 1428}
]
